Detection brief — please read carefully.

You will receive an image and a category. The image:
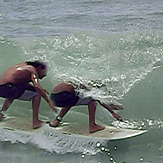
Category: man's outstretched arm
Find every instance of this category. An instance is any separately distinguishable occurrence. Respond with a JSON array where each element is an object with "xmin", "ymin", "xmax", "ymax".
[
  {"xmin": 97, "ymin": 100, "xmax": 123, "ymax": 121},
  {"xmin": 31, "ymin": 73, "xmax": 57, "ymax": 113}
]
